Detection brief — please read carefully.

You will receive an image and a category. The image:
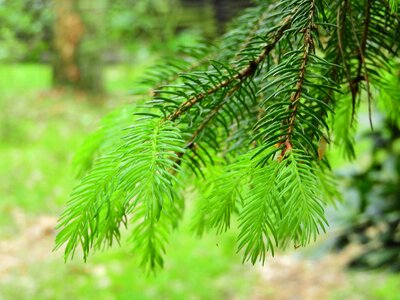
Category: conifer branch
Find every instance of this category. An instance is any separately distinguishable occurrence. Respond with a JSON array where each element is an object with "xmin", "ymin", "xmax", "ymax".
[
  {"xmin": 337, "ymin": 0, "xmax": 352, "ymax": 97},
  {"xmin": 348, "ymin": 0, "xmax": 373, "ymax": 128},
  {"xmin": 360, "ymin": 0, "xmax": 373, "ymax": 129},
  {"xmin": 167, "ymin": 17, "xmax": 293, "ymax": 122},
  {"xmin": 280, "ymin": 0, "xmax": 316, "ymax": 157},
  {"xmin": 56, "ymin": 0, "xmax": 400, "ymax": 271}
]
